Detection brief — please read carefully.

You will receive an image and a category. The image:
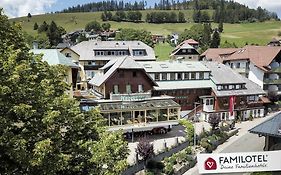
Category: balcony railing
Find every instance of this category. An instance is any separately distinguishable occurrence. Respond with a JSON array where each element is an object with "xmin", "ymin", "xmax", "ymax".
[
  {"xmin": 271, "ymin": 67, "xmax": 281, "ymax": 73},
  {"xmin": 84, "ymin": 65, "xmax": 103, "ymax": 70},
  {"xmin": 264, "ymin": 79, "xmax": 281, "ymax": 85}
]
